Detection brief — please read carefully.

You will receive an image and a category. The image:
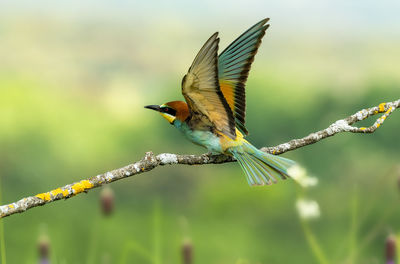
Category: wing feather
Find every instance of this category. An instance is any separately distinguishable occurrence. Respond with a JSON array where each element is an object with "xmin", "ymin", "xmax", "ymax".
[
  {"xmin": 218, "ymin": 18, "xmax": 270, "ymax": 135},
  {"xmin": 182, "ymin": 33, "xmax": 236, "ymax": 139}
]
